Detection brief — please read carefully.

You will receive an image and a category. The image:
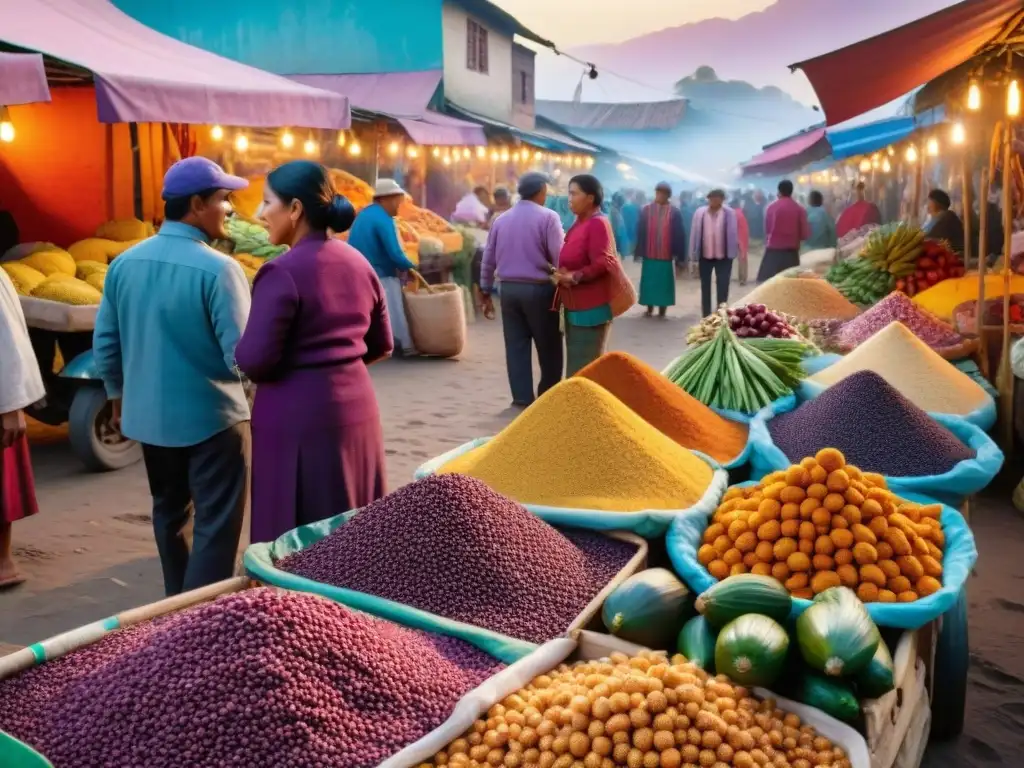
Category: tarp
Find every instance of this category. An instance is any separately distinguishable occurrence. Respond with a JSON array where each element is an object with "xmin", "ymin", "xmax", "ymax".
[
  {"xmin": 0, "ymin": 53, "xmax": 50, "ymax": 106},
  {"xmin": 1, "ymin": 0, "xmax": 350, "ymax": 128},
  {"xmin": 292, "ymin": 71, "xmax": 486, "ymax": 146},
  {"xmin": 740, "ymin": 126, "xmax": 830, "ymax": 176},
  {"xmin": 790, "ymin": 0, "xmax": 1023, "ymax": 126},
  {"xmin": 447, "ymin": 101, "xmax": 603, "ymax": 154}
]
